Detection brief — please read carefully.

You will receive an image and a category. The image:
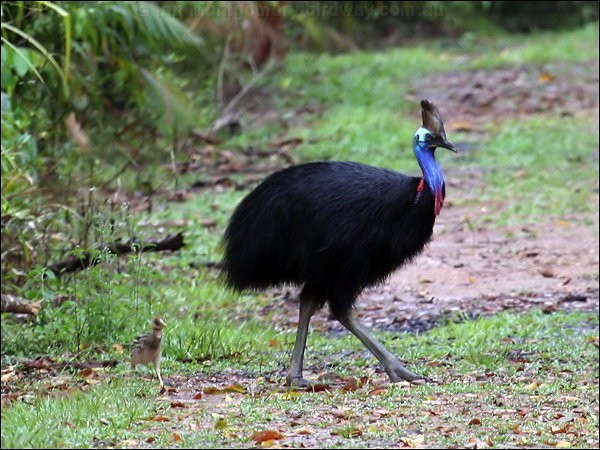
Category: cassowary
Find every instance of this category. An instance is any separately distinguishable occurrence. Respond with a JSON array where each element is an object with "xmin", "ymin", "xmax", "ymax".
[
  {"xmin": 131, "ymin": 317, "xmax": 166, "ymax": 387},
  {"xmin": 222, "ymin": 100, "xmax": 456, "ymax": 386}
]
